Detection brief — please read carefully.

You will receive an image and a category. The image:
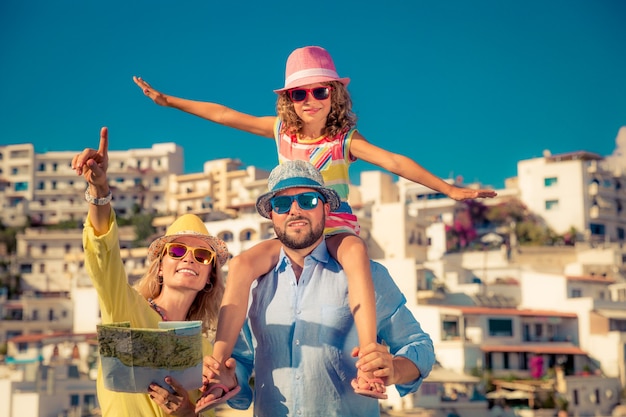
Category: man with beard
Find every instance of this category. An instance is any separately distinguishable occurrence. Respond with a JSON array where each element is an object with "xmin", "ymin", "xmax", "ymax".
[{"xmin": 202, "ymin": 160, "xmax": 435, "ymax": 417}]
